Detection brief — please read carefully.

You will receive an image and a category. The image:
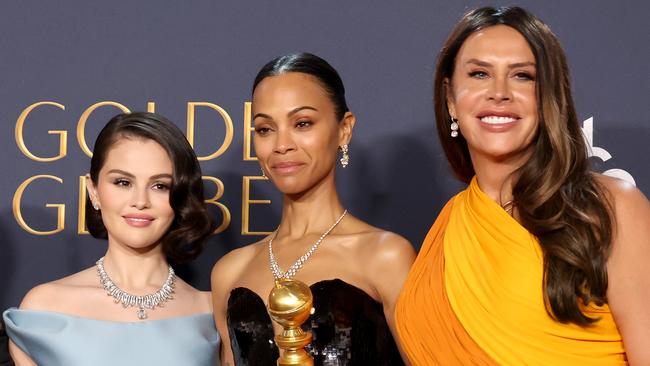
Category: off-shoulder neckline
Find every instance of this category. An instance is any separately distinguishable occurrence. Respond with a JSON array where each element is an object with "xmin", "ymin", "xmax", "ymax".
[
  {"xmin": 228, "ymin": 278, "xmax": 381, "ymax": 306},
  {"xmin": 3, "ymin": 307, "xmax": 213, "ymax": 324}
]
